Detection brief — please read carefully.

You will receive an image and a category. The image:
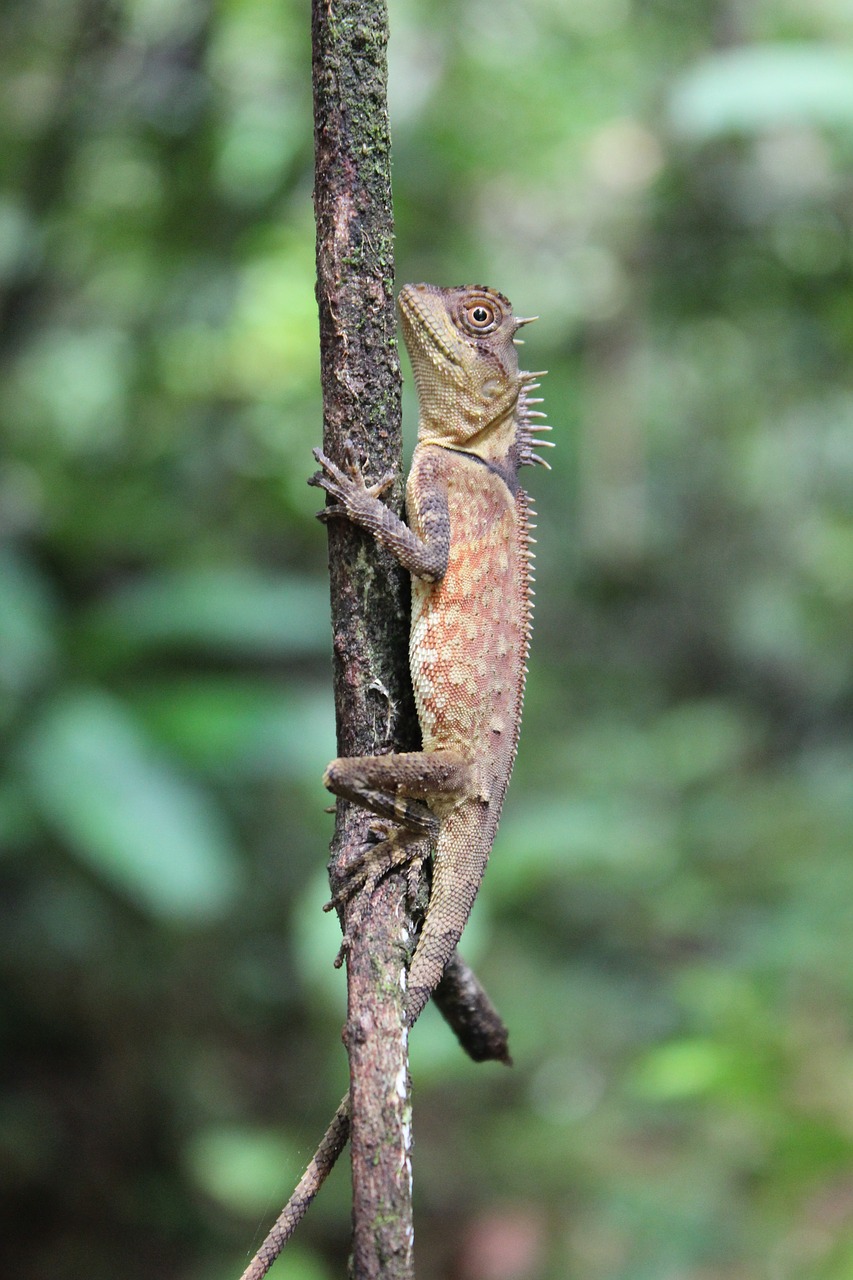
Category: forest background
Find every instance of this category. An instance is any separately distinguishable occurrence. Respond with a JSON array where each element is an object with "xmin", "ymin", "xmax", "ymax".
[{"xmin": 3, "ymin": 1, "xmax": 853, "ymax": 1278}]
